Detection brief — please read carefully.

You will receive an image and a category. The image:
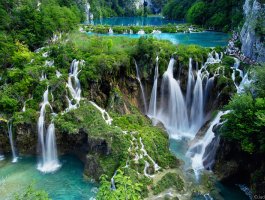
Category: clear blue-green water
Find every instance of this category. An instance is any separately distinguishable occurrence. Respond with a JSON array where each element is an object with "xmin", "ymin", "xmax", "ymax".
[
  {"xmin": 92, "ymin": 16, "xmax": 183, "ymax": 26},
  {"xmin": 0, "ymin": 155, "xmax": 97, "ymax": 200},
  {"xmin": 169, "ymin": 139, "xmax": 250, "ymax": 200},
  {"xmin": 87, "ymin": 32, "xmax": 229, "ymax": 47}
]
